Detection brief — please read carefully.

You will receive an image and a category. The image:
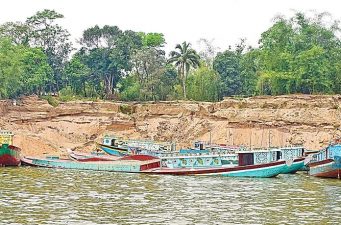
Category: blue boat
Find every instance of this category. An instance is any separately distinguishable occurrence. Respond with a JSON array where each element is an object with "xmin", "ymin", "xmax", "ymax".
[
  {"xmin": 236, "ymin": 146, "xmax": 306, "ymax": 174},
  {"xmin": 99, "ymin": 135, "xmax": 176, "ymax": 156},
  {"xmin": 309, "ymin": 144, "xmax": 341, "ymax": 179},
  {"xmin": 97, "ymin": 143, "xmax": 129, "ymax": 156},
  {"xmin": 144, "ymin": 154, "xmax": 289, "ymax": 178}
]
